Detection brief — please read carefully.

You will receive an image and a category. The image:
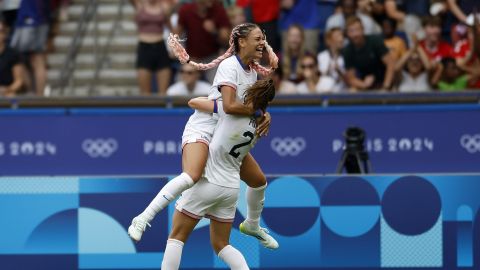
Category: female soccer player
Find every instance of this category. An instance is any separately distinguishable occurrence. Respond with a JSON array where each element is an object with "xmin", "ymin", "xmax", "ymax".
[
  {"xmin": 128, "ymin": 23, "xmax": 279, "ymax": 249},
  {"xmin": 161, "ymin": 79, "xmax": 276, "ymax": 270}
]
